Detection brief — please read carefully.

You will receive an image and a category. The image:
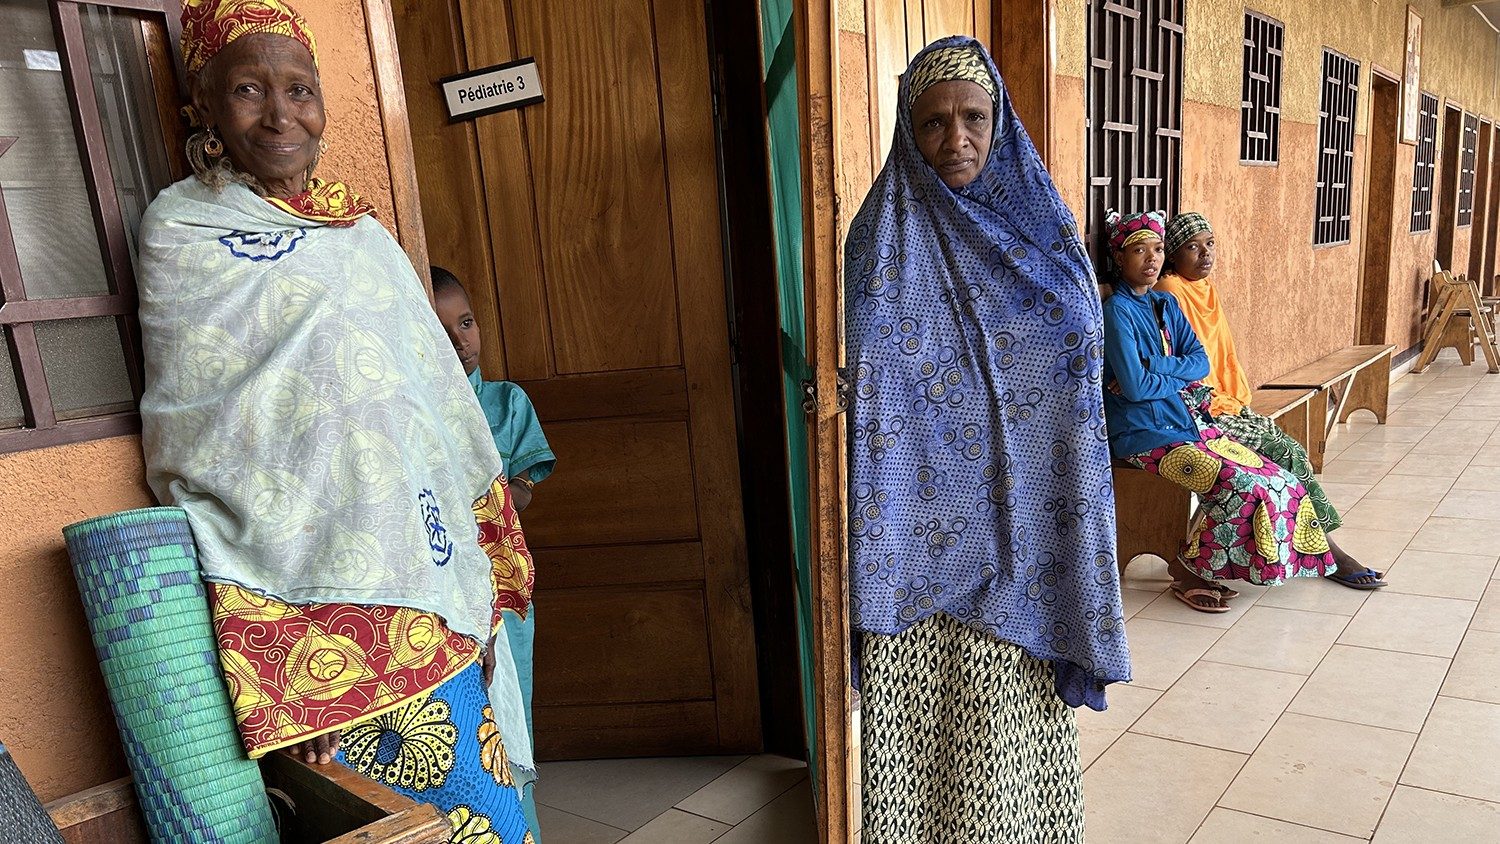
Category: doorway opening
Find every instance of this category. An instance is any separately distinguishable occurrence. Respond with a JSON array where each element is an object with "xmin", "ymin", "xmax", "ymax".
[
  {"xmin": 1356, "ymin": 71, "xmax": 1400, "ymax": 346},
  {"xmin": 1437, "ymin": 103, "xmax": 1464, "ymax": 271},
  {"xmin": 1469, "ymin": 119, "xmax": 1494, "ymax": 286}
]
